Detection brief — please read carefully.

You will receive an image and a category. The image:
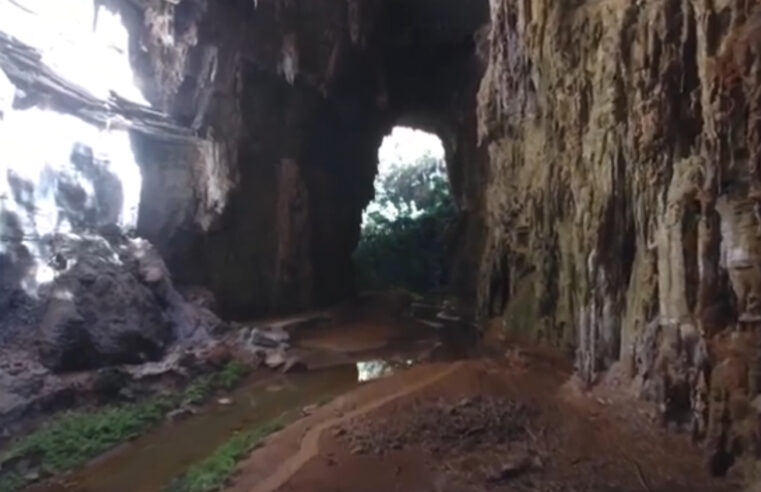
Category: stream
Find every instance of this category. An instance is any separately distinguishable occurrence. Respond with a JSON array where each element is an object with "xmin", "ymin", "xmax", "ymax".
[{"xmin": 26, "ymin": 304, "xmax": 474, "ymax": 492}]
